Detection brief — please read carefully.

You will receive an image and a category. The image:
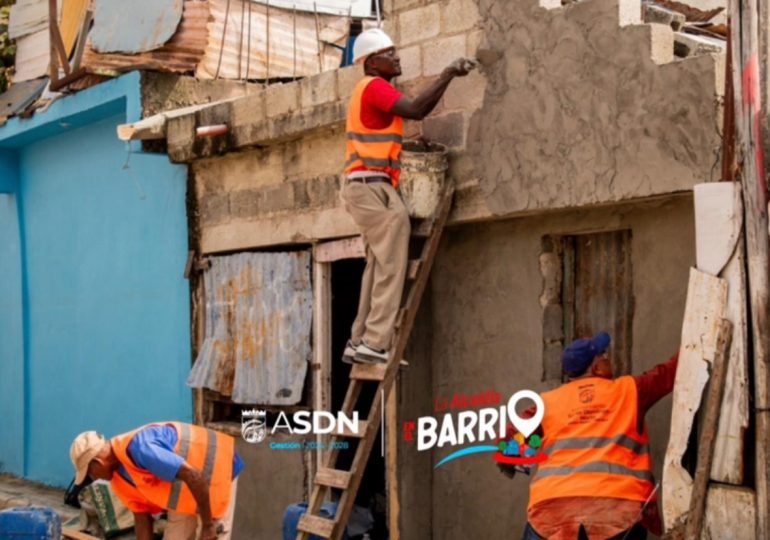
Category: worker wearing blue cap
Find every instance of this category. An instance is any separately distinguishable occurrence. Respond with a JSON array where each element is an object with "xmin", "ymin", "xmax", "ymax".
[{"xmin": 506, "ymin": 332, "xmax": 679, "ymax": 540}]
